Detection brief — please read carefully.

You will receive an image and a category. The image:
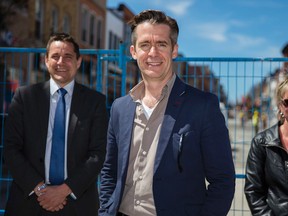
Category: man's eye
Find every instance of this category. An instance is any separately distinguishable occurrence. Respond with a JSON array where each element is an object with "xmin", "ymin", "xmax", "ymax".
[
  {"xmin": 159, "ymin": 43, "xmax": 166, "ymax": 47},
  {"xmin": 140, "ymin": 44, "xmax": 149, "ymax": 48},
  {"xmin": 158, "ymin": 43, "xmax": 167, "ymax": 48},
  {"xmin": 139, "ymin": 44, "xmax": 151, "ymax": 51}
]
